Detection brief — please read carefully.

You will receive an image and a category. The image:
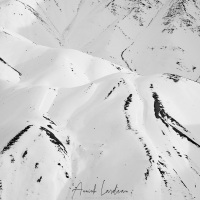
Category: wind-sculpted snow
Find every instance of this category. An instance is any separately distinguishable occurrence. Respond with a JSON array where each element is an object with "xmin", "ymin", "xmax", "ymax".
[
  {"xmin": 0, "ymin": 1, "xmax": 200, "ymax": 200},
  {"xmin": 0, "ymin": 0, "xmax": 200, "ymax": 81},
  {"xmin": 0, "ymin": 42, "xmax": 200, "ymax": 199}
]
